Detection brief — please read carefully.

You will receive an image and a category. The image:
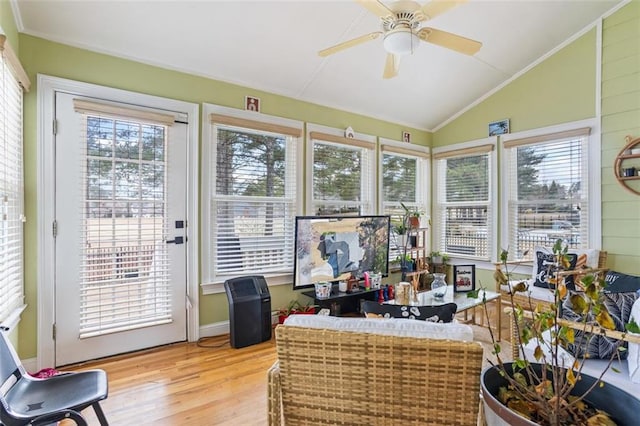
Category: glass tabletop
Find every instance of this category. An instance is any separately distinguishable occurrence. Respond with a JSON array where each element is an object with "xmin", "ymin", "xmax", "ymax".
[{"xmin": 385, "ymin": 285, "xmax": 499, "ymax": 312}]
